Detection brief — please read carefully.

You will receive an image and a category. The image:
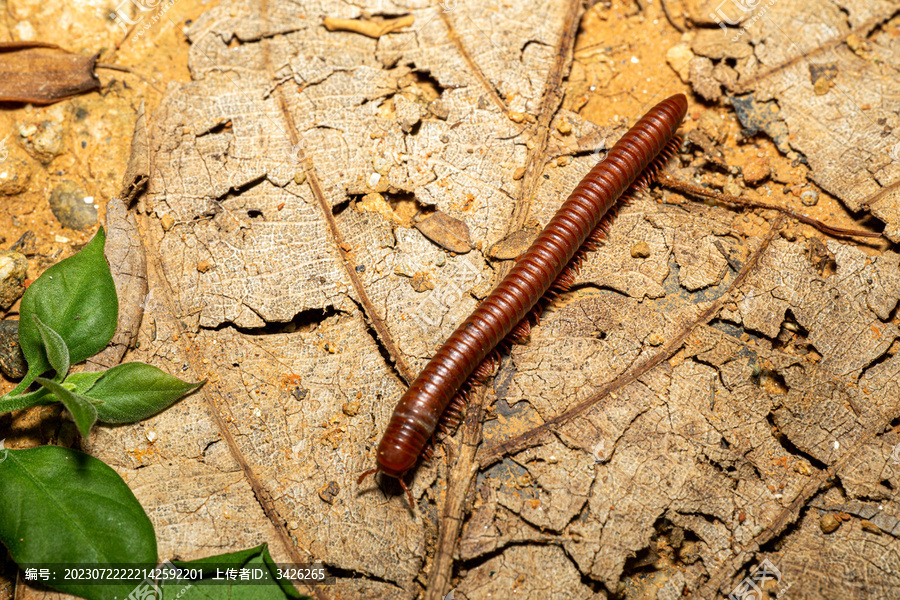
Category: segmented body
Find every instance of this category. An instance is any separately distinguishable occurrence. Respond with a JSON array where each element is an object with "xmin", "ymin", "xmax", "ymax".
[{"xmin": 364, "ymin": 94, "xmax": 688, "ymax": 500}]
